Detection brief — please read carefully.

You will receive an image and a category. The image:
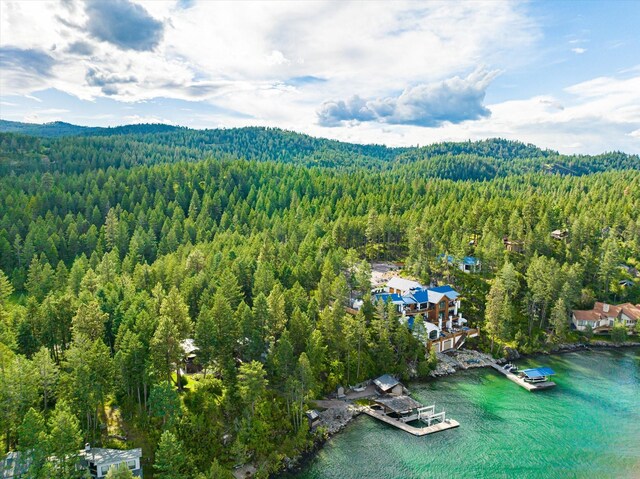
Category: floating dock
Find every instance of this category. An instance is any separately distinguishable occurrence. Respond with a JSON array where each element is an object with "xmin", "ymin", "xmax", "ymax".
[
  {"xmin": 490, "ymin": 363, "xmax": 556, "ymax": 391},
  {"xmin": 362, "ymin": 406, "xmax": 459, "ymax": 436}
]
